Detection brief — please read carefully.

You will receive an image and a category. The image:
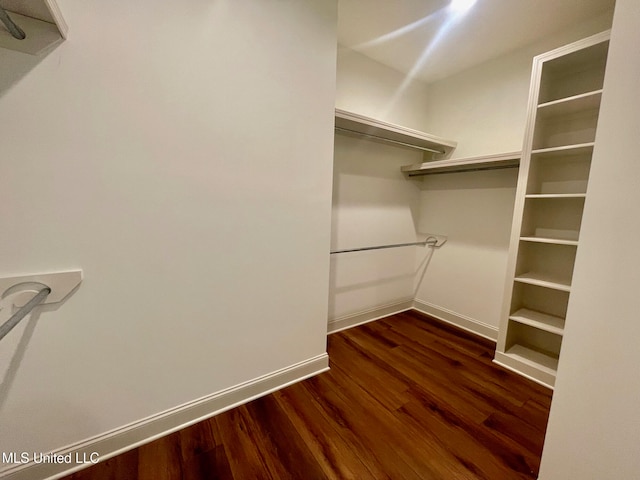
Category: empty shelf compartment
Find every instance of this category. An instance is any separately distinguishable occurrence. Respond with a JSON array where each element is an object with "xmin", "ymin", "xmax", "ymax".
[
  {"xmin": 509, "ymin": 308, "xmax": 565, "ymax": 335},
  {"xmin": 504, "ymin": 344, "xmax": 560, "ymax": 376}
]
